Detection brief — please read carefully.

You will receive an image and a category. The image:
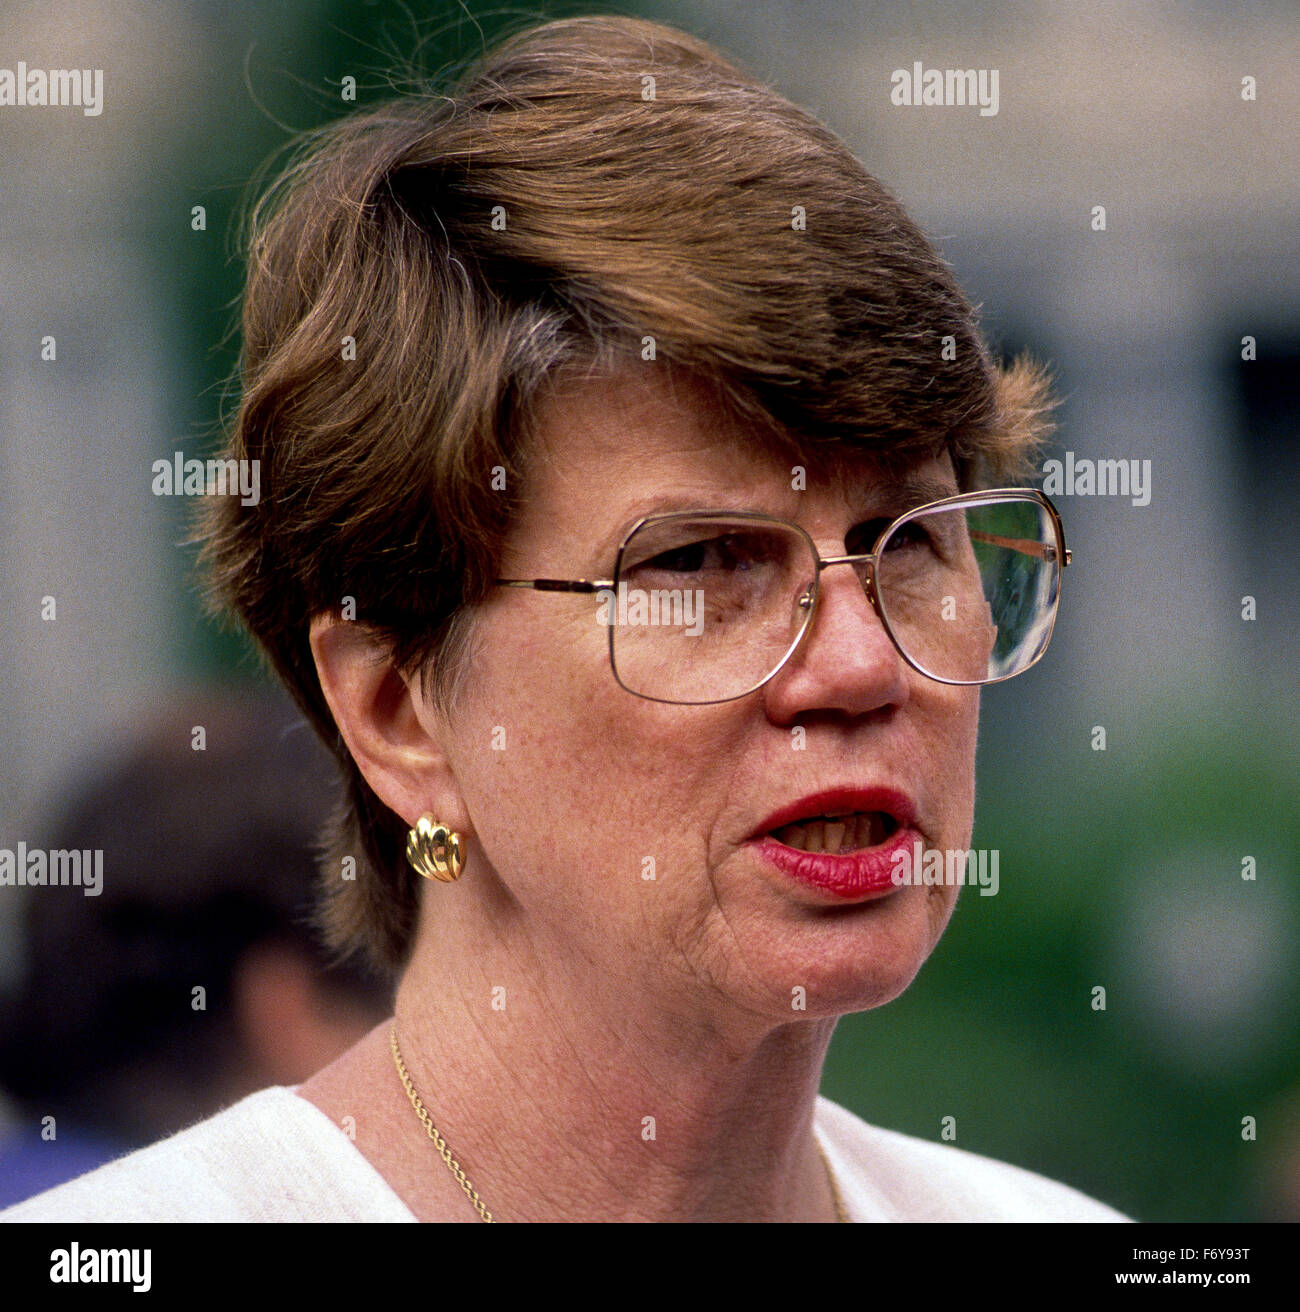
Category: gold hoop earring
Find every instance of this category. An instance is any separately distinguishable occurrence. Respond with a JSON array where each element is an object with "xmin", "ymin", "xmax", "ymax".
[{"xmin": 405, "ymin": 816, "xmax": 464, "ymax": 882}]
